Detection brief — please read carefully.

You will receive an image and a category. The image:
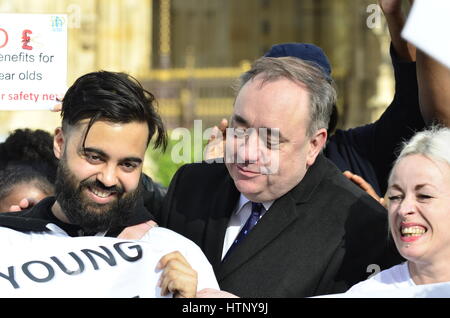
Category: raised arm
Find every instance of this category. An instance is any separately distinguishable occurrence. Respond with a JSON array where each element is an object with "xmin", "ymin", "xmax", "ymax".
[
  {"xmin": 330, "ymin": 0, "xmax": 423, "ymax": 197},
  {"xmin": 379, "ymin": 0, "xmax": 416, "ymax": 62},
  {"xmin": 416, "ymin": 50, "xmax": 450, "ymax": 126},
  {"xmin": 365, "ymin": 0, "xmax": 423, "ymax": 195}
]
